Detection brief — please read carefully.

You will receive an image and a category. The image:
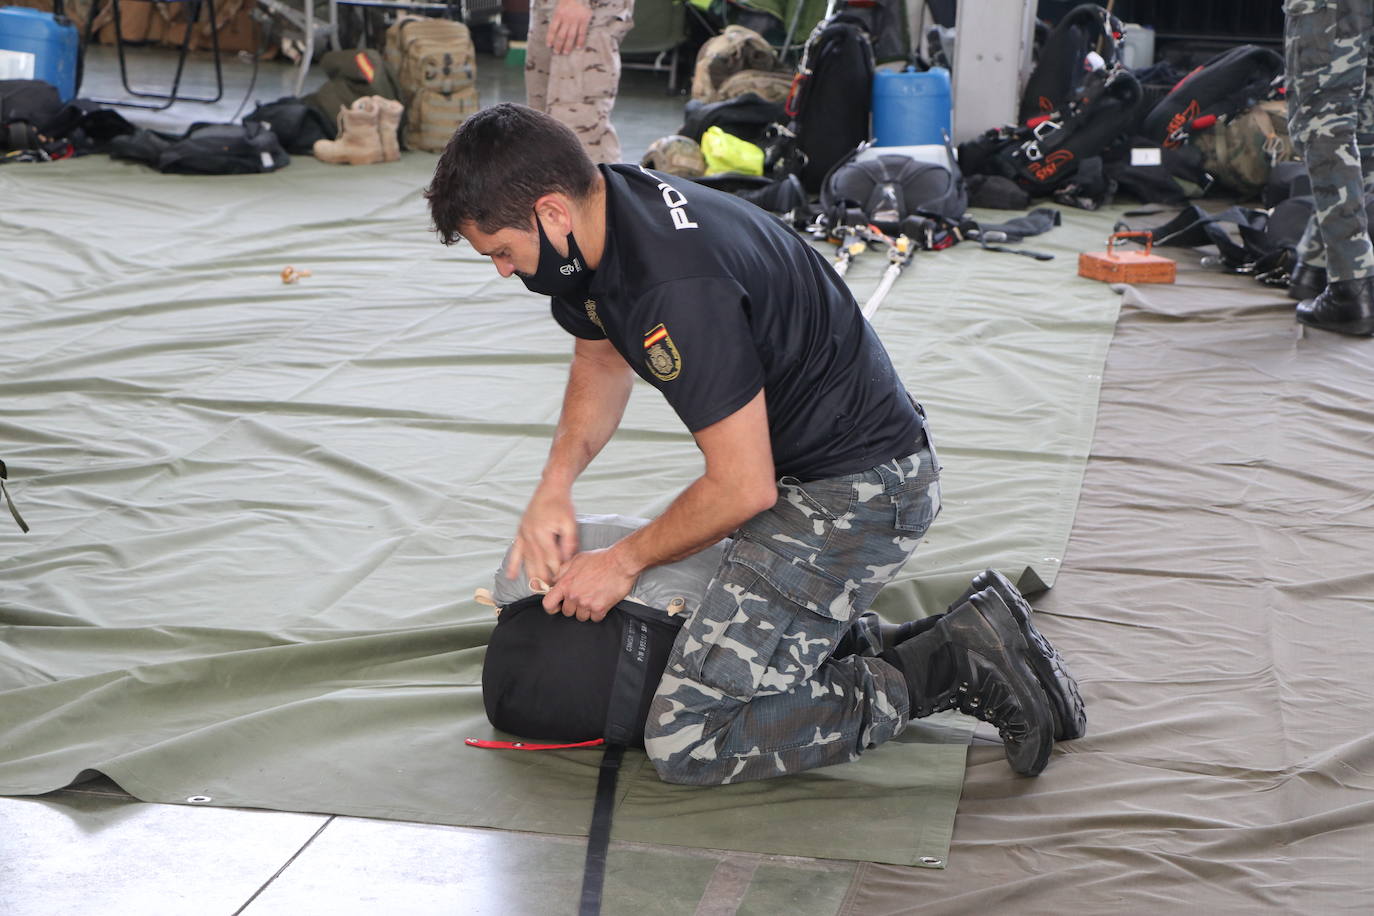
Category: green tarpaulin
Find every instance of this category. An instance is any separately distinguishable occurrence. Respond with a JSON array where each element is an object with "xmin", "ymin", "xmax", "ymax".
[{"xmin": 0, "ymin": 155, "xmax": 1119, "ymax": 867}]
